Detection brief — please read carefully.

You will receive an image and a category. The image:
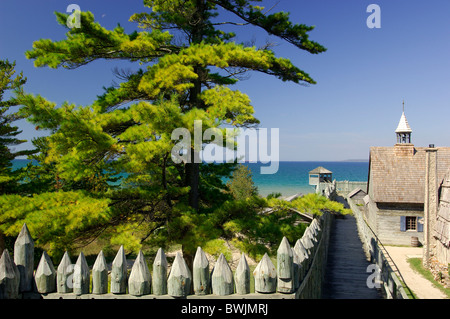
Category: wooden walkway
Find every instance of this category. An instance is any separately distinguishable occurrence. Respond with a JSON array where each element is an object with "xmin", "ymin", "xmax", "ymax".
[{"xmin": 322, "ymin": 215, "xmax": 383, "ymax": 299}]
